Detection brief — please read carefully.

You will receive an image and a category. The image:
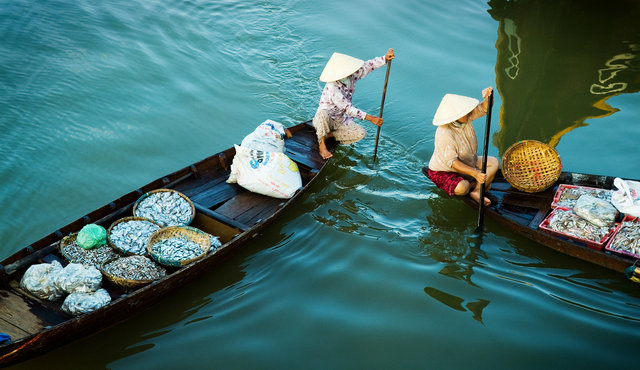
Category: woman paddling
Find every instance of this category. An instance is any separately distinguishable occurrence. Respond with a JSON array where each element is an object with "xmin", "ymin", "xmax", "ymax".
[
  {"xmin": 426, "ymin": 87, "xmax": 499, "ymax": 206},
  {"xmin": 312, "ymin": 48, "xmax": 395, "ymax": 159}
]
